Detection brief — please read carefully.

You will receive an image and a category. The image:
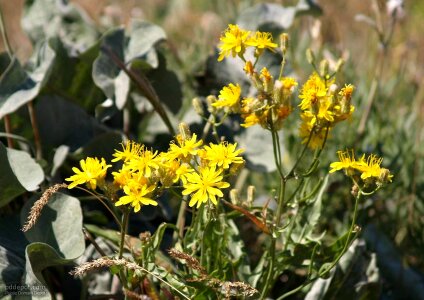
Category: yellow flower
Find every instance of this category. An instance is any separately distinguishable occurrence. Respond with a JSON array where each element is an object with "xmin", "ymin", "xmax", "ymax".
[
  {"xmin": 298, "ymin": 114, "xmax": 328, "ymax": 149},
  {"xmin": 212, "ymin": 83, "xmax": 241, "ymax": 111},
  {"xmin": 126, "ymin": 148, "xmax": 159, "ymax": 177},
  {"xmin": 176, "ymin": 163, "xmax": 195, "ymax": 184},
  {"xmin": 299, "ymin": 73, "xmax": 328, "ymax": 111},
  {"xmin": 112, "ymin": 167, "xmax": 132, "ymax": 188},
  {"xmin": 282, "ymin": 77, "xmax": 298, "ymax": 90},
  {"xmin": 112, "ymin": 141, "xmax": 142, "ymax": 163},
  {"xmin": 246, "ymin": 31, "xmax": 278, "ymax": 52},
  {"xmin": 218, "ymin": 24, "xmax": 251, "ymax": 61},
  {"xmin": 115, "ymin": 183, "xmax": 157, "ymax": 213},
  {"xmin": 66, "ymin": 157, "xmax": 111, "ymax": 190},
  {"xmin": 329, "ymin": 150, "xmax": 358, "ymax": 175},
  {"xmin": 244, "ymin": 61, "xmax": 254, "ymax": 75},
  {"xmin": 339, "ymin": 84, "xmax": 355, "ymax": 99},
  {"xmin": 202, "ymin": 142, "xmax": 245, "ymax": 169},
  {"xmin": 168, "ymin": 133, "xmax": 203, "ymax": 160},
  {"xmin": 182, "ymin": 166, "xmax": 230, "ymax": 208},
  {"xmin": 355, "ymin": 154, "xmax": 383, "ymax": 180}
]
